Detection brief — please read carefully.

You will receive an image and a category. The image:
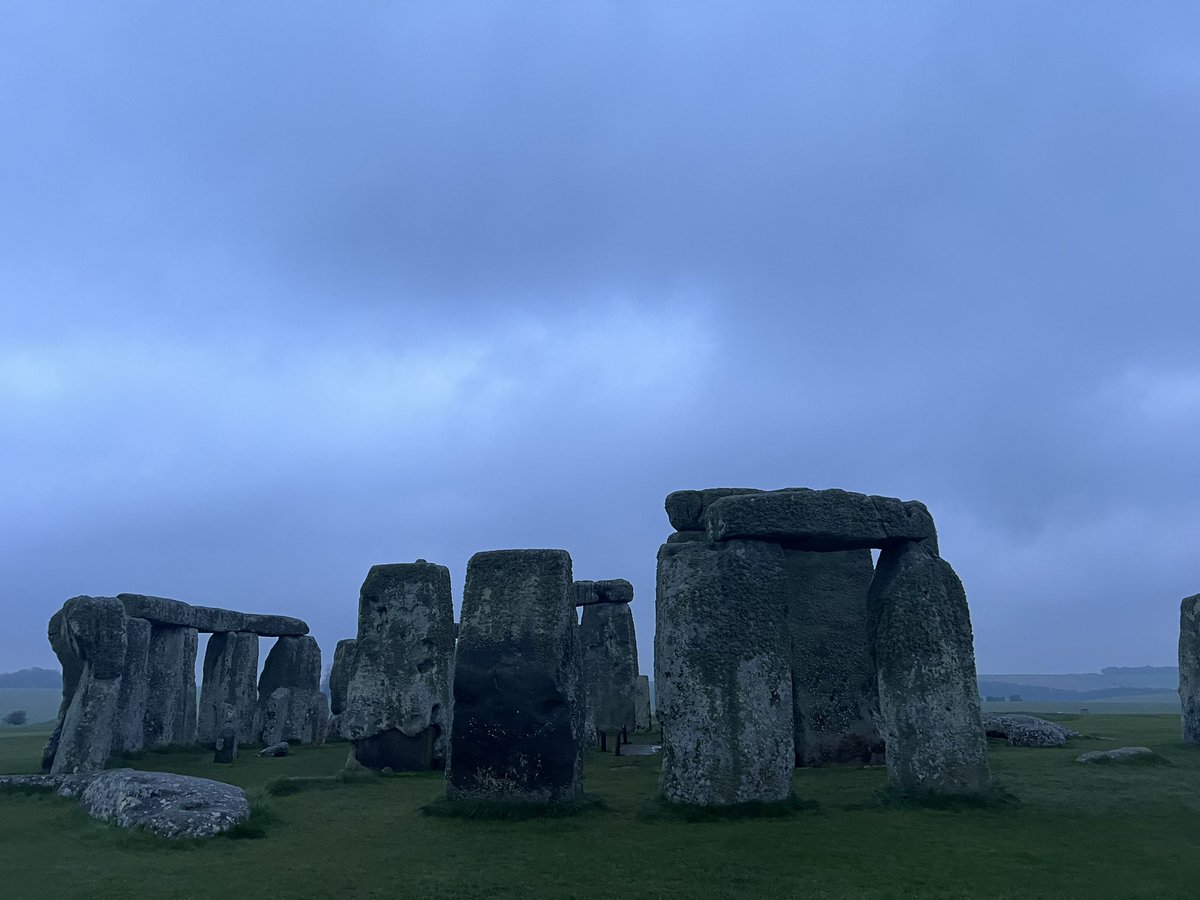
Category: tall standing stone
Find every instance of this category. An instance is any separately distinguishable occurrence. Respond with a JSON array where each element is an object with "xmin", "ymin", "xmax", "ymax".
[
  {"xmin": 635, "ymin": 675, "xmax": 652, "ymax": 732},
  {"xmin": 197, "ymin": 632, "xmax": 259, "ymax": 747},
  {"xmin": 784, "ymin": 548, "xmax": 881, "ymax": 766},
  {"xmin": 113, "ymin": 617, "xmax": 151, "ymax": 754},
  {"xmin": 42, "ymin": 609, "xmax": 84, "ymax": 771},
  {"xmin": 326, "ymin": 638, "xmax": 357, "ymax": 741},
  {"xmin": 868, "ymin": 539, "xmax": 990, "ymax": 796},
  {"xmin": 257, "ymin": 635, "xmax": 327, "ymax": 745},
  {"xmin": 580, "ymin": 602, "xmax": 639, "ymax": 745},
  {"xmin": 655, "ymin": 540, "xmax": 794, "ymax": 806},
  {"xmin": 49, "ymin": 596, "xmax": 128, "ymax": 775},
  {"xmin": 1179, "ymin": 594, "xmax": 1200, "ymax": 744},
  {"xmin": 143, "ymin": 625, "xmax": 199, "ymax": 748},
  {"xmin": 341, "ymin": 562, "xmax": 454, "ymax": 770},
  {"xmin": 447, "ymin": 549, "xmax": 583, "ymax": 803}
]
